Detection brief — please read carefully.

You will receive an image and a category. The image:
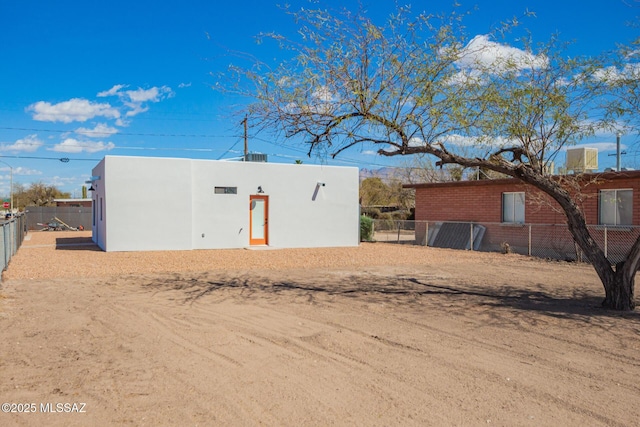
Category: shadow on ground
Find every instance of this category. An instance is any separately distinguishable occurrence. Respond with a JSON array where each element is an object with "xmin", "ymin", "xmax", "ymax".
[
  {"xmin": 138, "ymin": 270, "xmax": 640, "ymax": 322},
  {"xmin": 55, "ymin": 237, "xmax": 100, "ymax": 251}
]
